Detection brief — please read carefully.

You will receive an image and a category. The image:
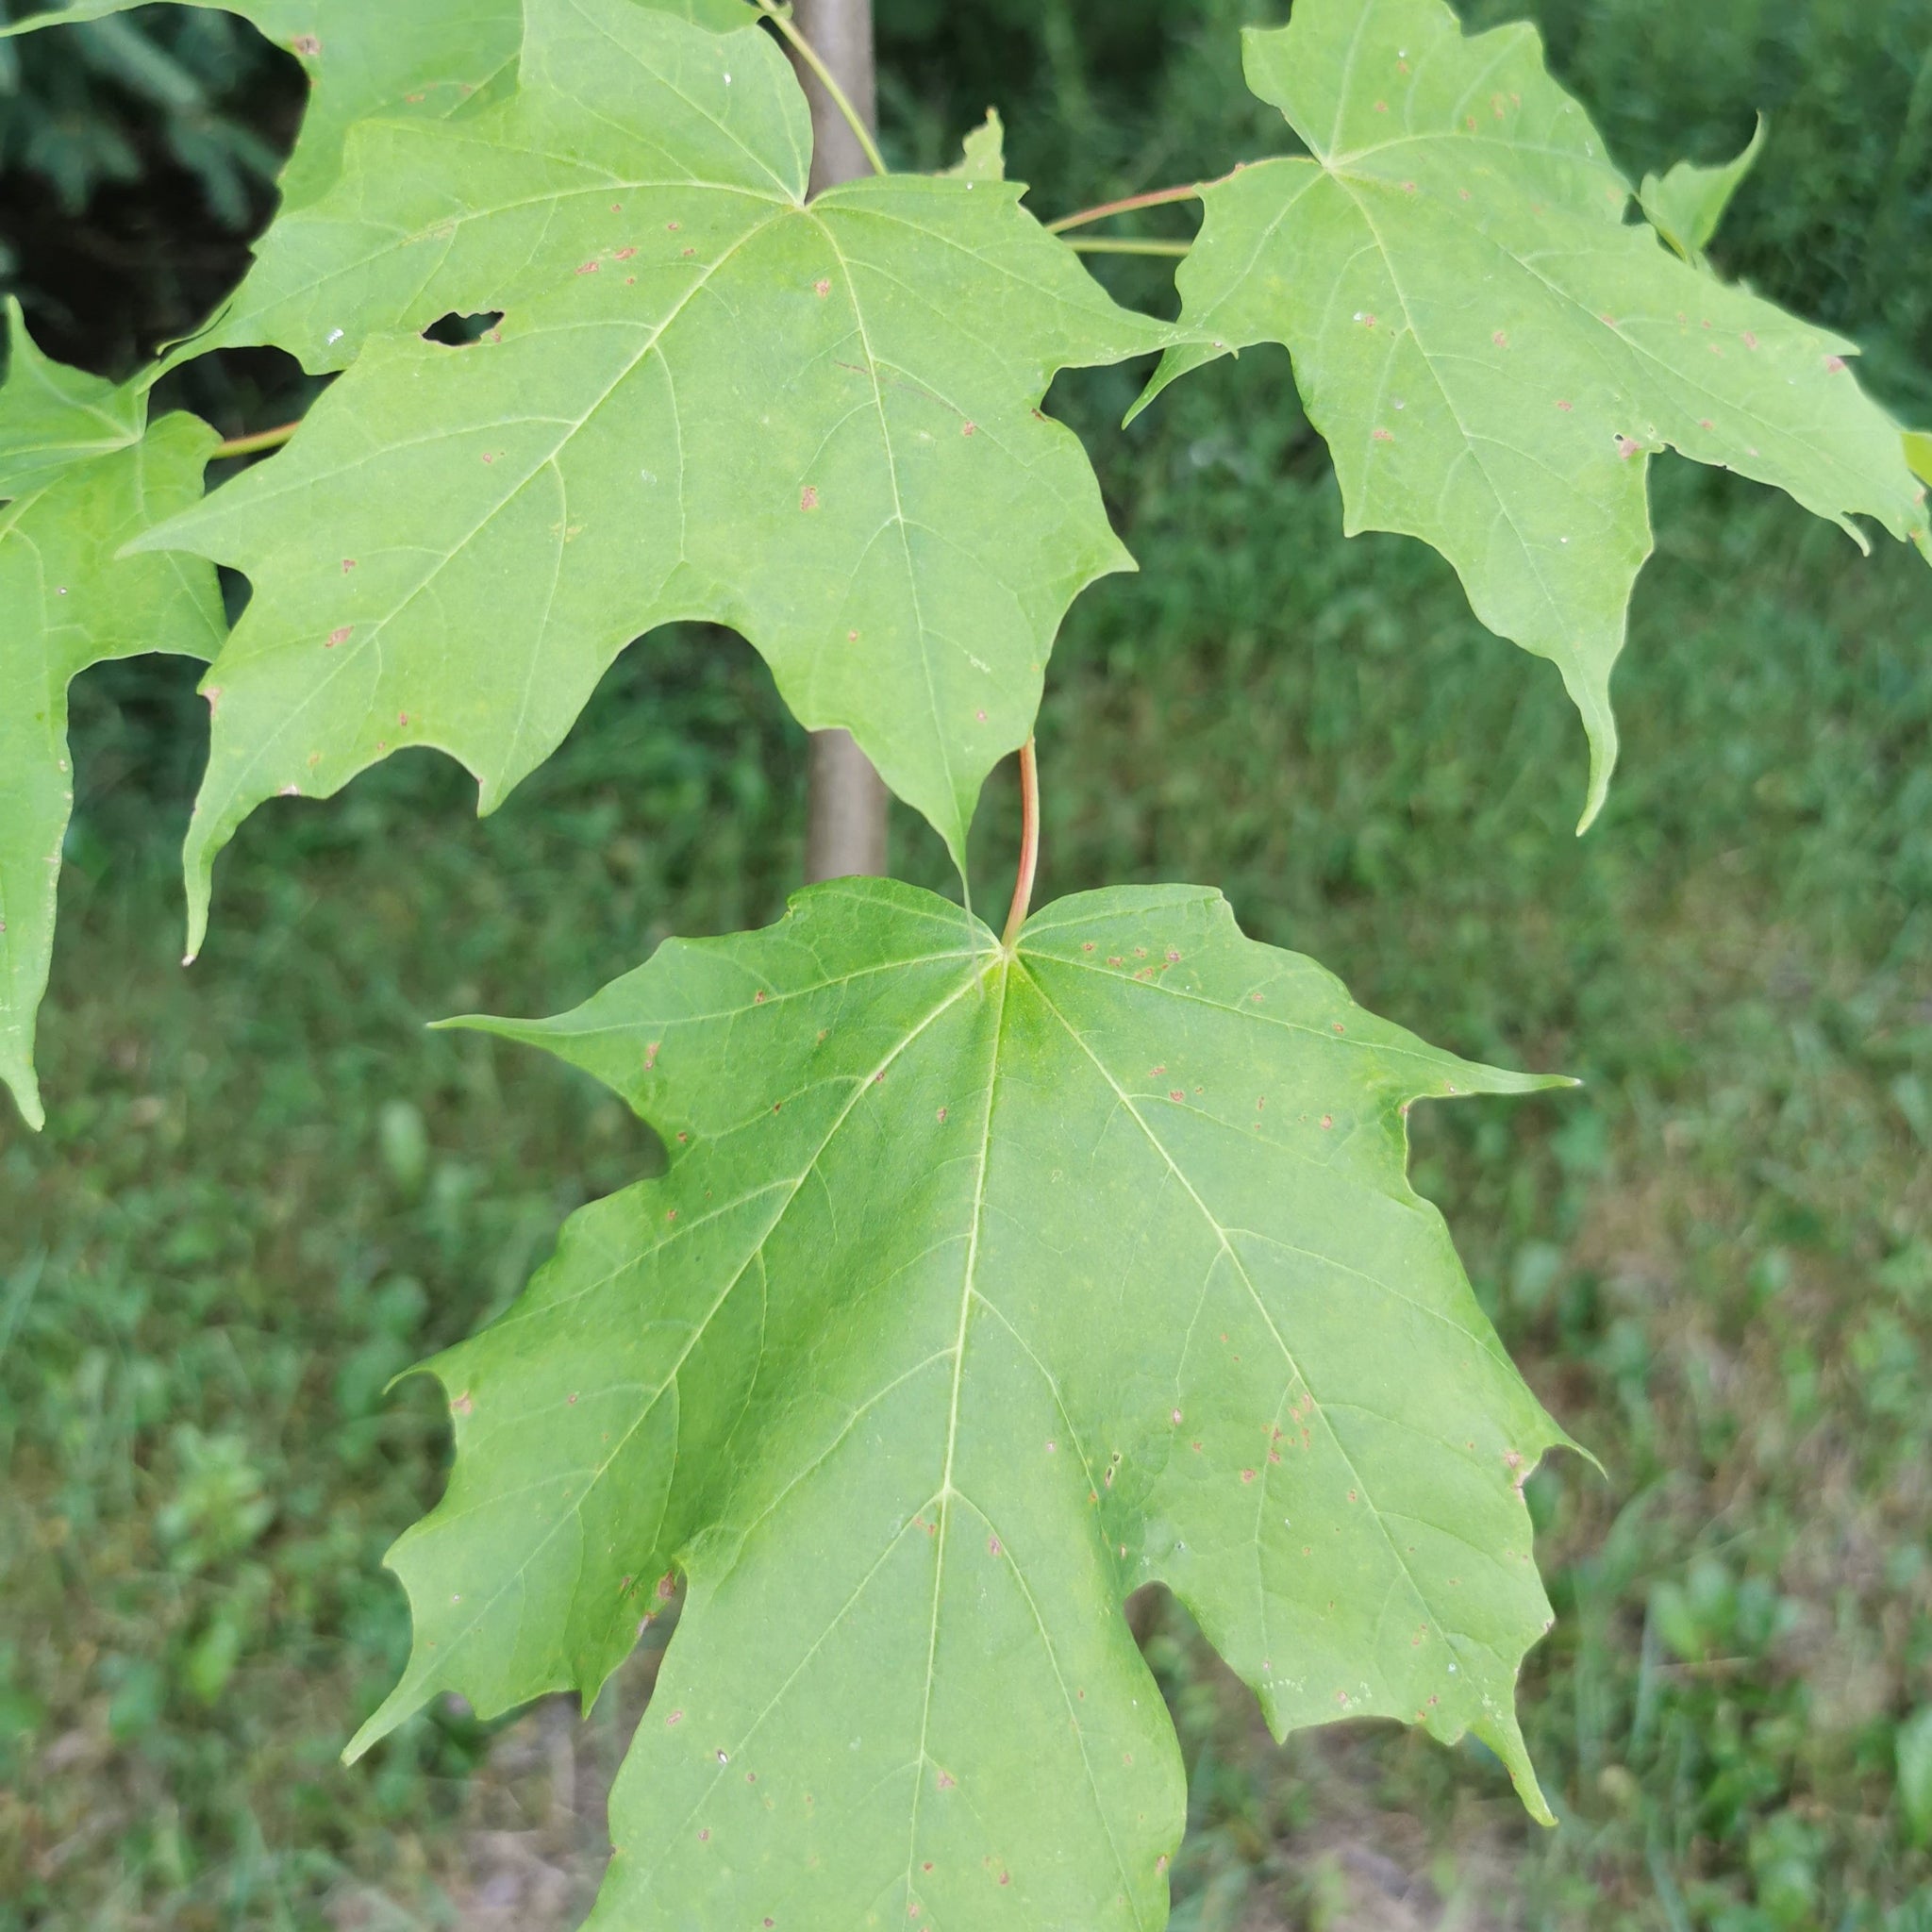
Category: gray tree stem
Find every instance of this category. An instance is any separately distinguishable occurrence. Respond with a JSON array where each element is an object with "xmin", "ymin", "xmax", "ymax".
[{"xmin": 789, "ymin": 0, "xmax": 891, "ymax": 883}]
